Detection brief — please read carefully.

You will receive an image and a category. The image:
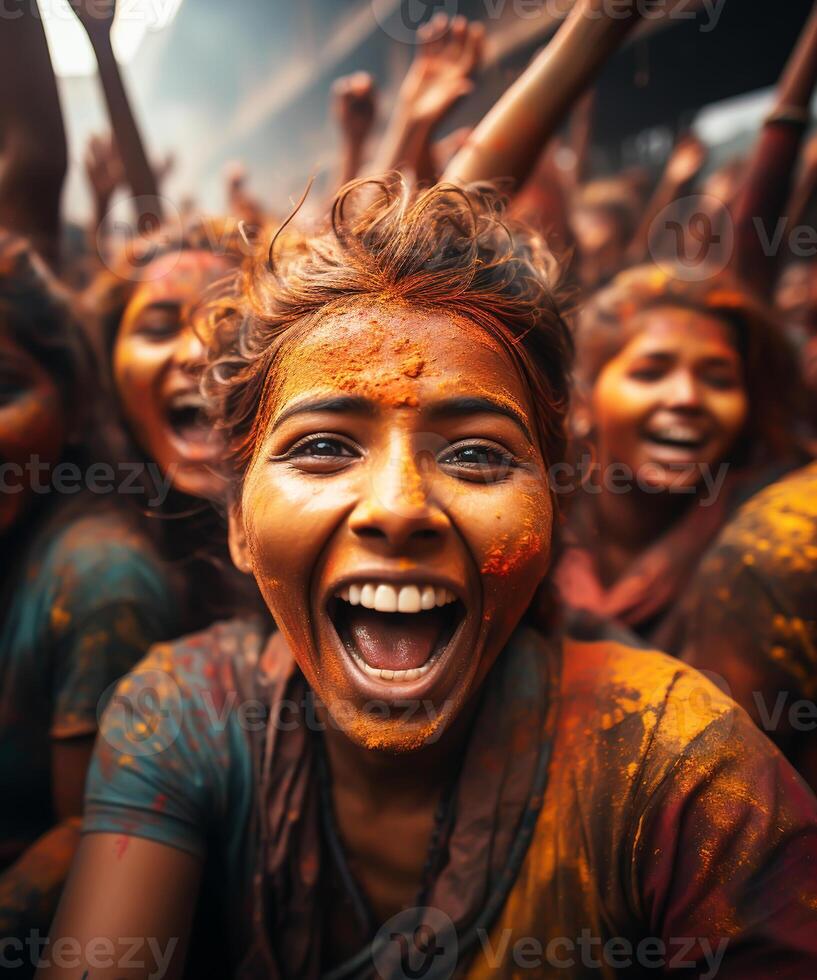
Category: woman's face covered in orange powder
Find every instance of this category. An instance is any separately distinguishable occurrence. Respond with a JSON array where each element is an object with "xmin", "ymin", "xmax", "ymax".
[
  {"xmin": 590, "ymin": 306, "xmax": 749, "ymax": 491},
  {"xmin": 231, "ymin": 300, "xmax": 554, "ymax": 751},
  {"xmin": 113, "ymin": 250, "xmax": 232, "ymax": 501}
]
